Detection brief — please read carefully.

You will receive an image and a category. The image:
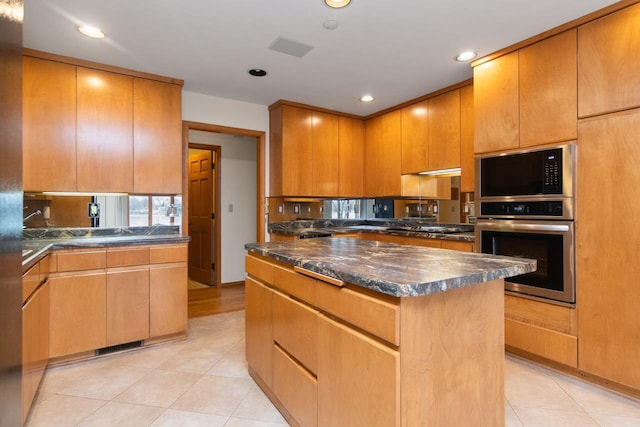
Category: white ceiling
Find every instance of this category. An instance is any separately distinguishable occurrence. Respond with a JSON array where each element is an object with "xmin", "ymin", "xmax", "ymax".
[{"xmin": 23, "ymin": 0, "xmax": 619, "ymax": 116}]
